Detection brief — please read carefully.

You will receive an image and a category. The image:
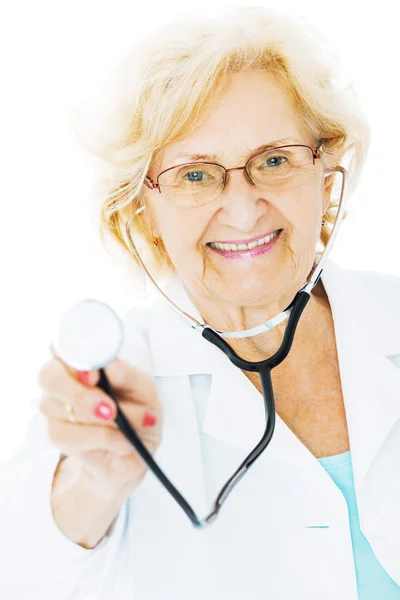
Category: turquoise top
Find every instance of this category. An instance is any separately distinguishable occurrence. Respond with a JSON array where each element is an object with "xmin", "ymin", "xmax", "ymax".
[{"xmin": 317, "ymin": 450, "xmax": 400, "ymax": 598}]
